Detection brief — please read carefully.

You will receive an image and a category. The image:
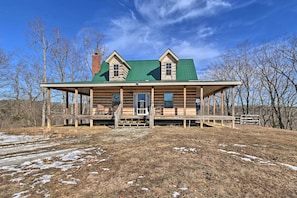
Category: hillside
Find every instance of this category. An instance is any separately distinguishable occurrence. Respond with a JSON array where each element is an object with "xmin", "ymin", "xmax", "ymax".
[{"xmin": 1, "ymin": 125, "xmax": 297, "ymax": 197}]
